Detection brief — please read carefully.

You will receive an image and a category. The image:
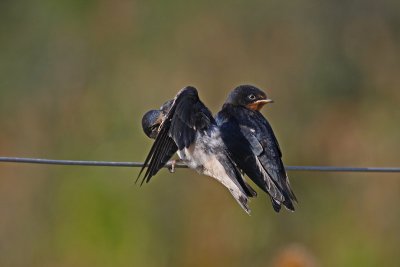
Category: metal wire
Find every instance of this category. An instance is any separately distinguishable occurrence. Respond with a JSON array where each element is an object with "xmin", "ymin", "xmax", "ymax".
[{"xmin": 0, "ymin": 157, "xmax": 399, "ymax": 173}]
